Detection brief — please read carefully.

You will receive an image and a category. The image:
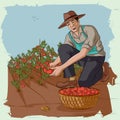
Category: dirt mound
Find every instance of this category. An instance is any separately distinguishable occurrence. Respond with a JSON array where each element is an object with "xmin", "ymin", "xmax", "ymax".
[{"xmin": 5, "ymin": 63, "xmax": 117, "ymax": 118}]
